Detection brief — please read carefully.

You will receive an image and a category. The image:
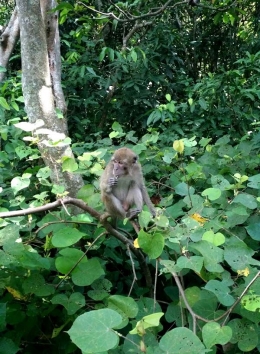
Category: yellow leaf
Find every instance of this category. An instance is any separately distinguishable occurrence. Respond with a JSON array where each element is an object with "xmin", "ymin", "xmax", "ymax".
[
  {"xmin": 6, "ymin": 287, "xmax": 26, "ymax": 300},
  {"xmin": 134, "ymin": 238, "xmax": 140, "ymax": 248},
  {"xmin": 237, "ymin": 267, "xmax": 250, "ymax": 277},
  {"xmin": 190, "ymin": 213, "xmax": 208, "ymax": 224},
  {"xmin": 173, "ymin": 140, "xmax": 184, "ymax": 154}
]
